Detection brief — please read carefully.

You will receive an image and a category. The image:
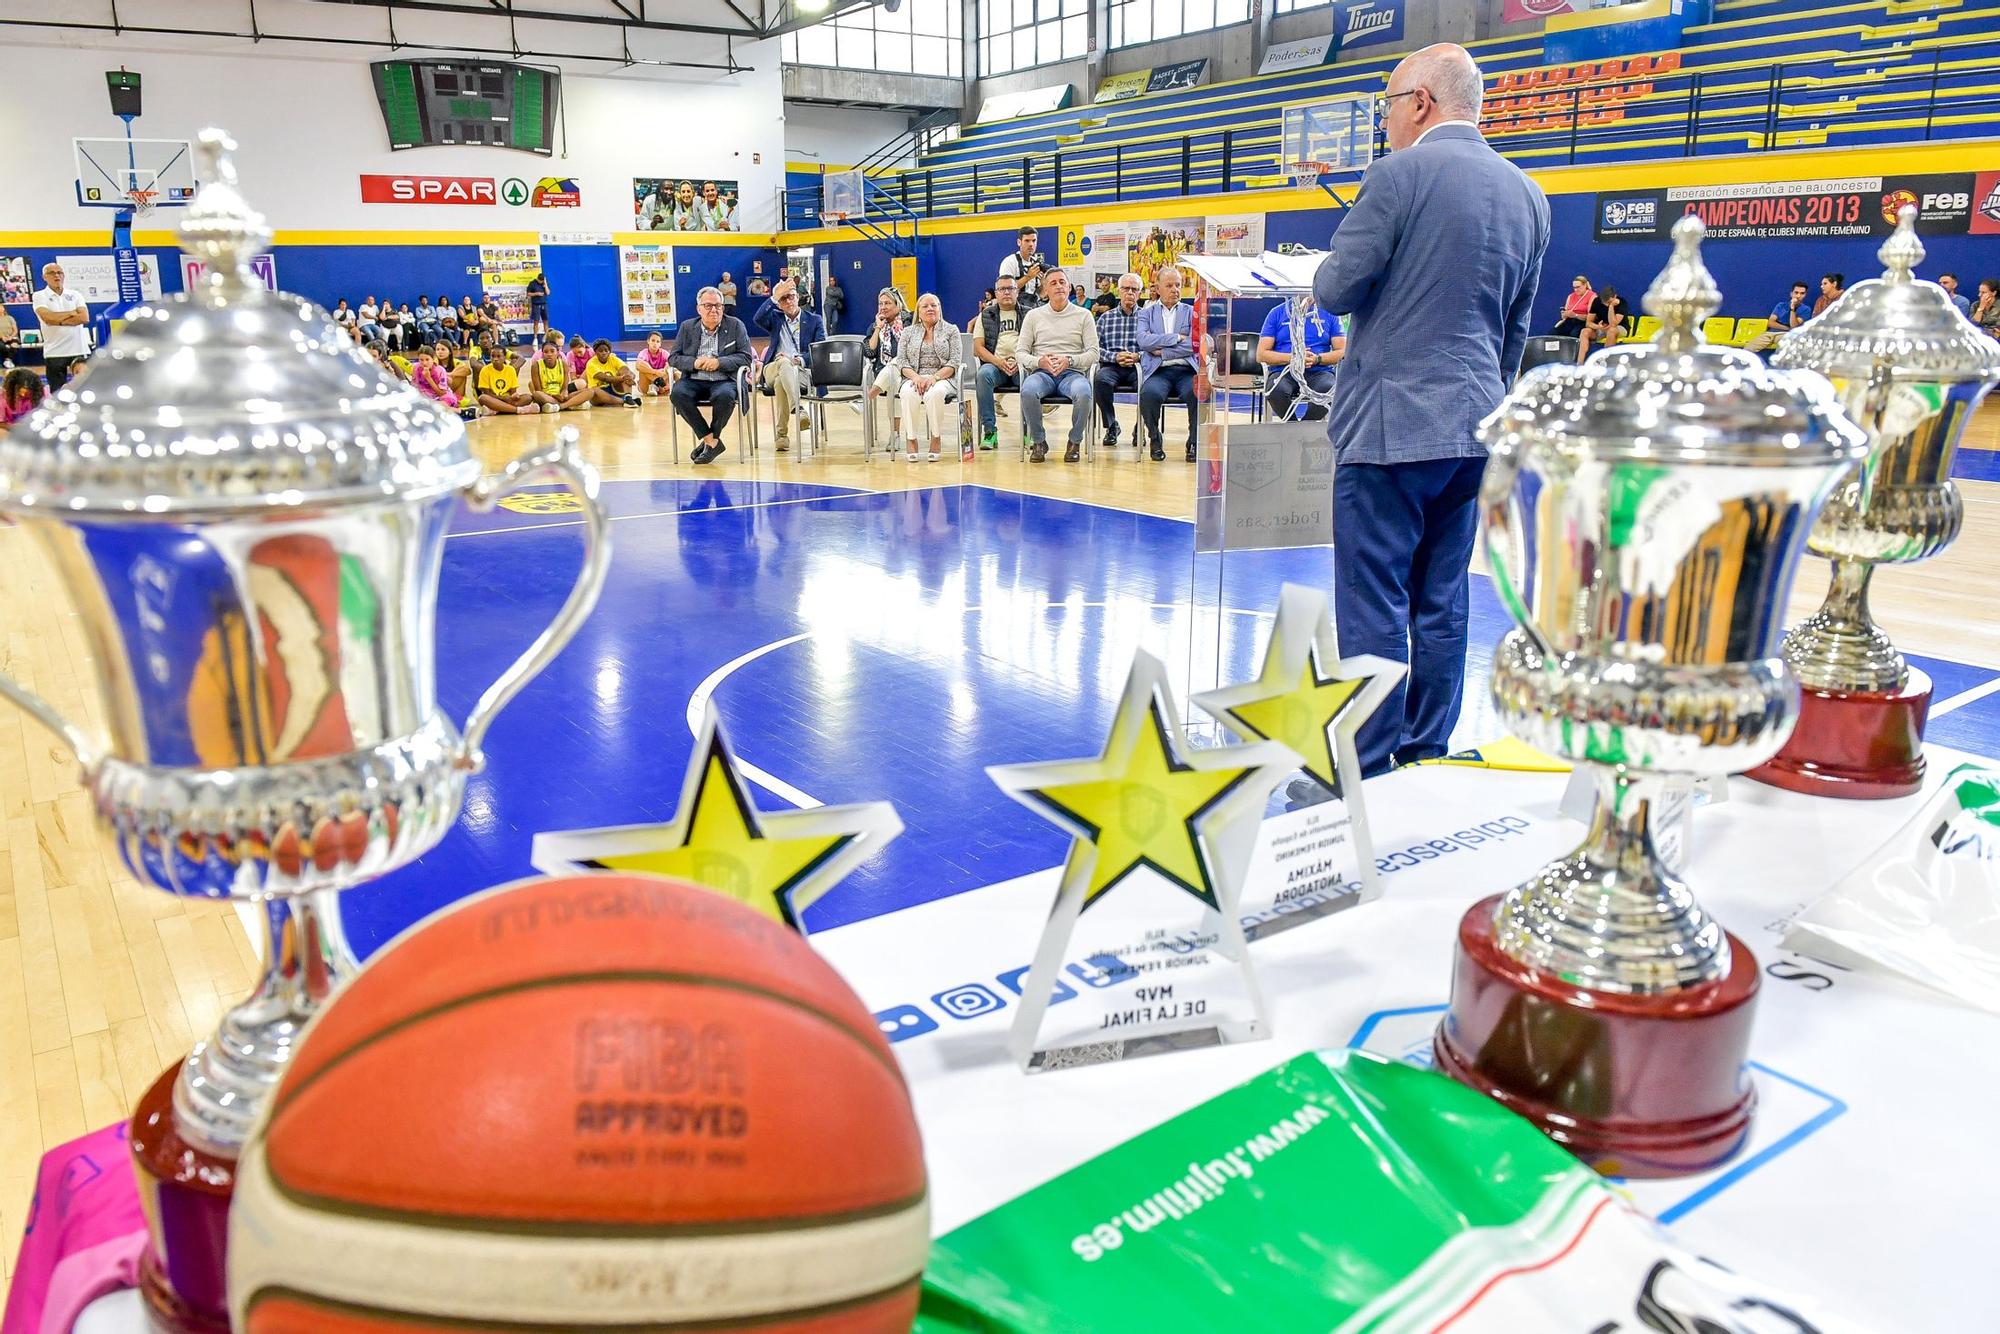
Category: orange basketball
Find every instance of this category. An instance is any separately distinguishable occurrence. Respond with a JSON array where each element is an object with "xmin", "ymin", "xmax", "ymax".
[{"xmin": 227, "ymin": 873, "xmax": 928, "ymax": 1332}]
